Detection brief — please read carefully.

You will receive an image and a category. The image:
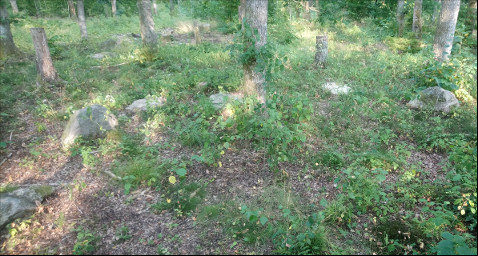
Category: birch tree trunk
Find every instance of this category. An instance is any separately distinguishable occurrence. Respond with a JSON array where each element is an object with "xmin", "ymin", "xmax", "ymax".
[
  {"xmin": 77, "ymin": 0, "xmax": 88, "ymax": 40},
  {"xmin": 433, "ymin": 0, "xmax": 461, "ymax": 62},
  {"xmin": 242, "ymin": 0, "xmax": 268, "ymax": 104},
  {"xmin": 137, "ymin": 0, "xmax": 157, "ymax": 50},
  {"xmin": 30, "ymin": 28, "xmax": 60, "ymax": 84},
  {"xmin": 397, "ymin": 0, "xmax": 405, "ymax": 37},
  {"xmin": 0, "ymin": 2, "xmax": 18, "ymax": 59},
  {"xmin": 8, "ymin": 0, "xmax": 17, "ymax": 13},
  {"xmin": 412, "ymin": 0, "xmax": 422, "ymax": 39},
  {"xmin": 67, "ymin": 0, "xmax": 76, "ymax": 19},
  {"xmin": 112, "ymin": 0, "xmax": 117, "ymax": 17}
]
